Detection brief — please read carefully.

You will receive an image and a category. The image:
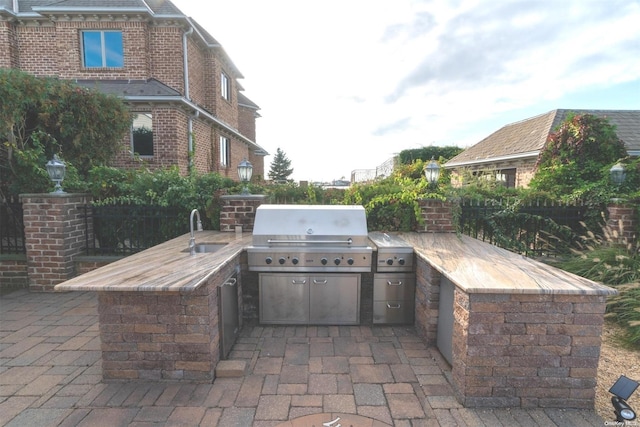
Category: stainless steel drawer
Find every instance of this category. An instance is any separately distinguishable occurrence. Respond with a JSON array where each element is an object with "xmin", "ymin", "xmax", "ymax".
[
  {"xmin": 373, "ymin": 273, "xmax": 415, "ymax": 301},
  {"xmin": 373, "ymin": 301, "xmax": 415, "ymax": 324}
]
